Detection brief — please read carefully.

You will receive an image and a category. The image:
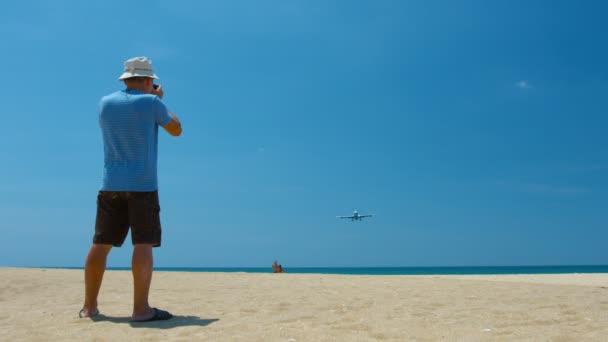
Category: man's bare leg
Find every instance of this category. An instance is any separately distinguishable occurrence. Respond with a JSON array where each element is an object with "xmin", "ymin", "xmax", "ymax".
[
  {"xmin": 131, "ymin": 244, "xmax": 155, "ymax": 321},
  {"xmin": 81, "ymin": 244, "xmax": 112, "ymax": 317}
]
